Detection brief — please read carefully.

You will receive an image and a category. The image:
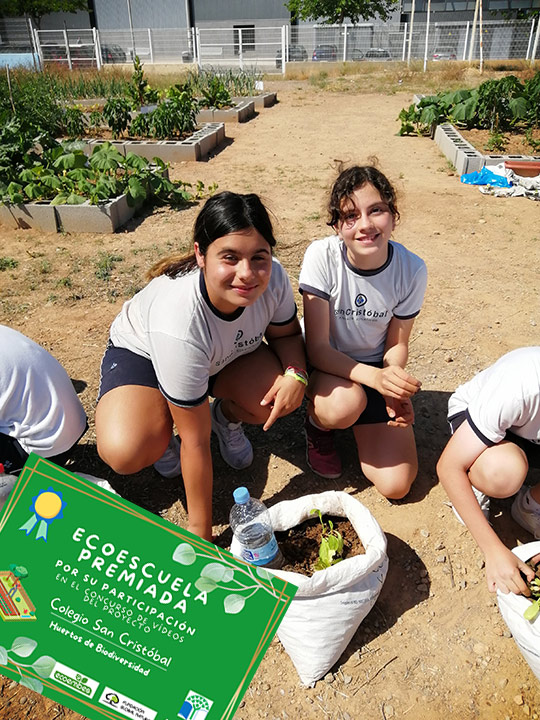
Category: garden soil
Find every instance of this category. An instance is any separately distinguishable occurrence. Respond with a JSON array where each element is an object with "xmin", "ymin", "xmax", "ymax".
[{"xmin": 1, "ymin": 75, "xmax": 540, "ymax": 720}]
